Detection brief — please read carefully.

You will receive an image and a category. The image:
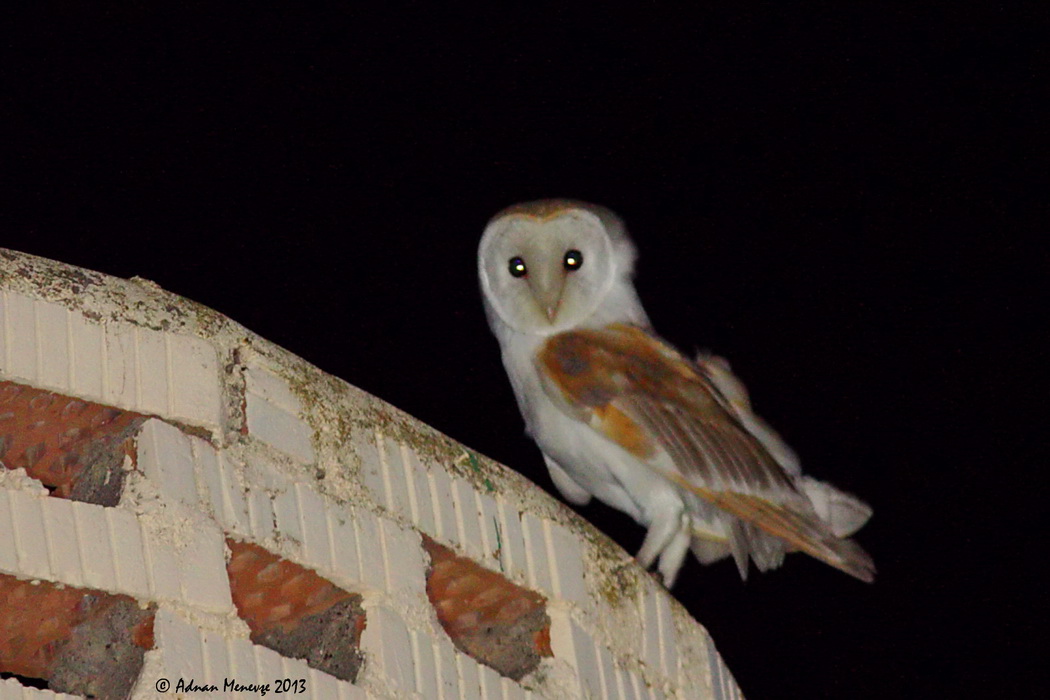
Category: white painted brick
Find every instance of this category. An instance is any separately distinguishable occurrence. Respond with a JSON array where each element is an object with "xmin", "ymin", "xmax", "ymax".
[
  {"xmin": 7, "ymin": 480, "xmax": 50, "ymax": 580},
  {"xmin": 544, "ymin": 519, "xmax": 586, "ymax": 604},
  {"xmin": 357, "ymin": 428, "xmax": 386, "ymax": 507},
  {"xmin": 501, "ymin": 676, "xmax": 527, "ymax": 700},
  {"xmin": 379, "ymin": 436, "xmax": 412, "ymax": 519},
  {"xmin": 140, "ymin": 518, "xmax": 184, "ymax": 602},
  {"xmin": 248, "ymin": 452, "xmax": 292, "ymax": 492},
  {"xmin": 245, "ymin": 393, "xmax": 316, "ymax": 464},
  {"xmin": 103, "ymin": 323, "xmax": 137, "ymax": 409},
  {"xmin": 549, "ymin": 608, "xmax": 602, "ymax": 699},
  {"xmin": 278, "ymin": 655, "xmax": 308, "ymax": 688},
  {"xmin": 137, "ymin": 419, "xmax": 200, "ymax": 508},
  {"xmin": 246, "ymin": 484, "xmax": 277, "ymax": 542},
  {"xmin": 175, "ymin": 521, "xmax": 232, "ymax": 612},
  {"xmin": 571, "ymin": 621, "xmax": 604, "ymax": 699},
  {"xmin": 1, "ymin": 674, "xmax": 80, "ymax": 699},
  {"xmin": 457, "ymin": 652, "xmax": 482, "ymax": 700},
  {"xmin": 478, "ymin": 663, "xmax": 503, "ymax": 700},
  {"xmin": 134, "ymin": 328, "xmax": 170, "ymax": 415},
  {"xmin": 253, "ymin": 644, "xmax": 287, "ymax": 689},
  {"xmin": 452, "ymin": 476, "xmax": 485, "ymax": 561},
  {"xmin": 307, "ymin": 667, "xmax": 341, "ymax": 699},
  {"xmin": 520, "ymin": 512, "xmax": 553, "ymax": 595},
  {"xmin": 0, "ymin": 491, "xmax": 17, "ymax": 572},
  {"xmin": 625, "ymin": 670, "xmax": 645, "ymax": 700},
  {"xmin": 352, "ymin": 506, "xmax": 386, "ymax": 590},
  {"xmin": 195, "ymin": 443, "xmax": 224, "ymax": 518},
  {"xmin": 404, "ymin": 448, "xmax": 436, "ymax": 537},
  {"xmin": 379, "ymin": 517, "xmax": 426, "ymax": 596},
  {"xmin": 167, "ymin": 333, "xmax": 222, "ymax": 429},
  {"xmin": 1, "ymin": 291, "xmax": 39, "ymax": 383},
  {"xmin": 410, "ymin": 629, "xmax": 438, "ymax": 696},
  {"xmin": 106, "ymin": 507, "xmax": 151, "ymax": 598},
  {"xmin": 226, "ymin": 634, "xmax": 260, "ymax": 686},
  {"xmin": 427, "ymin": 464, "xmax": 459, "ymax": 546},
  {"xmin": 245, "ymin": 365, "xmax": 315, "ymax": 463},
  {"xmin": 646, "ymin": 683, "xmax": 668, "ymax": 700},
  {"xmin": 495, "ymin": 498, "xmax": 528, "ymax": 584},
  {"xmin": 434, "ymin": 638, "xmax": 460, "ymax": 699},
  {"xmin": 68, "ymin": 310, "xmax": 105, "ymax": 400},
  {"xmin": 475, "ymin": 490, "xmax": 502, "ymax": 569},
  {"xmin": 35, "ymin": 299, "xmax": 71, "ymax": 392},
  {"xmin": 217, "ymin": 455, "xmax": 251, "ymax": 535},
  {"xmin": 272, "ymin": 487, "xmax": 305, "ymax": 547},
  {"xmin": 39, "ymin": 495, "xmax": 83, "ymax": 585},
  {"xmin": 618, "ymin": 667, "xmax": 640, "ymax": 700},
  {"xmin": 278, "ymin": 653, "xmax": 316, "ymax": 693},
  {"xmin": 640, "ymin": 587, "xmax": 662, "ymax": 671},
  {"xmin": 598, "ymin": 643, "xmax": 620, "ymax": 700},
  {"xmin": 153, "ymin": 608, "xmax": 205, "ymax": 680},
  {"xmin": 0, "ymin": 290, "xmax": 9, "ymax": 373},
  {"xmin": 326, "ymin": 507, "xmax": 361, "ymax": 585},
  {"xmin": 244, "ymin": 363, "xmax": 298, "ymax": 407},
  {"xmin": 362, "ymin": 606, "xmax": 415, "ymax": 693},
  {"xmin": 707, "ymin": 644, "xmax": 744, "ymax": 700},
  {"xmin": 656, "ymin": 592, "xmax": 678, "ymax": 678},
  {"xmin": 339, "ymin": 680, "xmax": 370, "ymax": 700},
  {"xmin": 72, "ymin": 499, "xmax": 123, "ymax": 591},
  {"xmin": 199, "ymin": 626, "xmax": 232, "ymax": 683},
  {"xmin": 295, "ymin": 483, "xmax": 333, "ymax": 570},
  {"xmin": 199, "ymin": 451, "xmax": 250, "ymax": 536},
  {"xmin": 140, "ymin": 514, "xmax": 231, "ymax": 612}
]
